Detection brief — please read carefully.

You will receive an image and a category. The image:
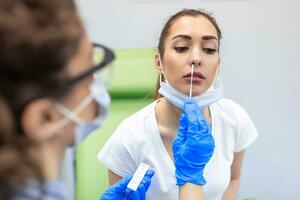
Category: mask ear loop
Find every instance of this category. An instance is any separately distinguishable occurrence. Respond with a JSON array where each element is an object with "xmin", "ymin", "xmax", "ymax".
[
  {"xmin": 209, "ymin": 64, "xmax": 224, "ymax": 91},
  {"xmin": 189, "ymin": 64, "xmax": 194, "ymax": 98},
  {"xmin": 159, "ymin": 73, "xmax": 163, "ymax": 85},
  {"xmin": 158, "ymin": 55, "xmax": 169, "ymax": 85},
  {"xmin": 54, "ymin": 103, "xmax": 85, "ymax": 125},
  {"xmin": 40, "ymin": 93, "xmax": 94, "ymax": 138},
  {"xmin": 214, "ymin": 65, "xmax": 224, "ymax": 90},
  {"xmin": 43, "ymin": 103, "xmax": 86, "ymax": 138},
  {"xmin": 54, "ymin": 87, "xmax": 95, "ymax": 125},
  {"xmin": 72, "ymin": 94, "xmax": 94, "ymax": 115}
]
